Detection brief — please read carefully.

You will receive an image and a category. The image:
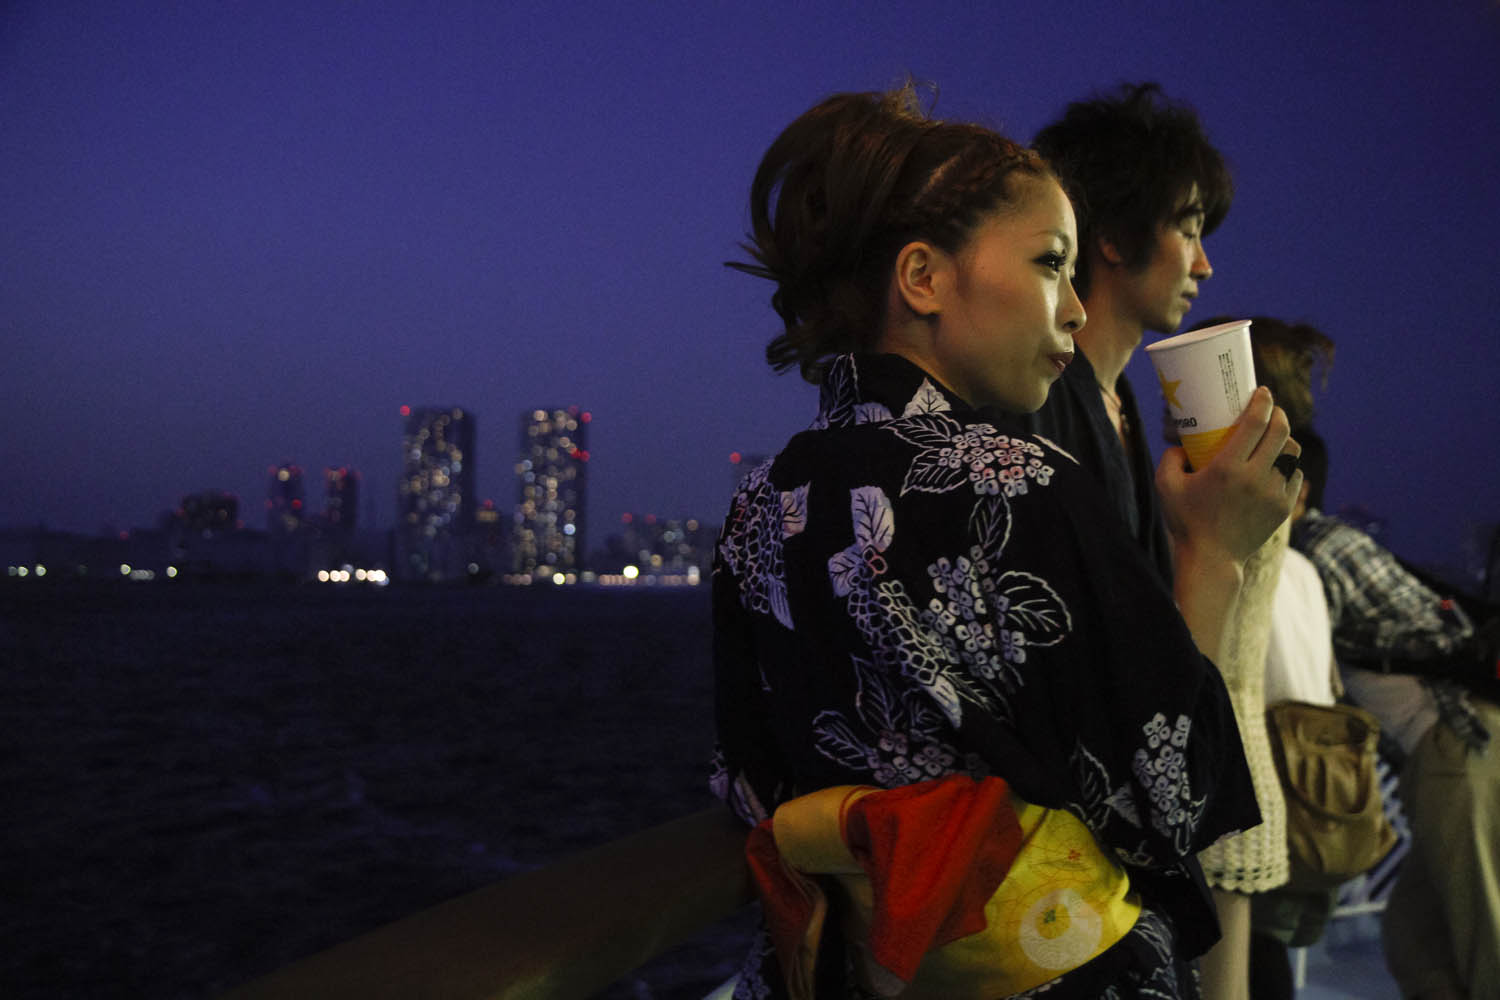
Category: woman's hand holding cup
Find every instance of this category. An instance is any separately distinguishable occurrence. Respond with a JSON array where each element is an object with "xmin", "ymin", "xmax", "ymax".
[{"xmin": 1156, "ymin": 385, "xmax": 1301, "ymax": 568}]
